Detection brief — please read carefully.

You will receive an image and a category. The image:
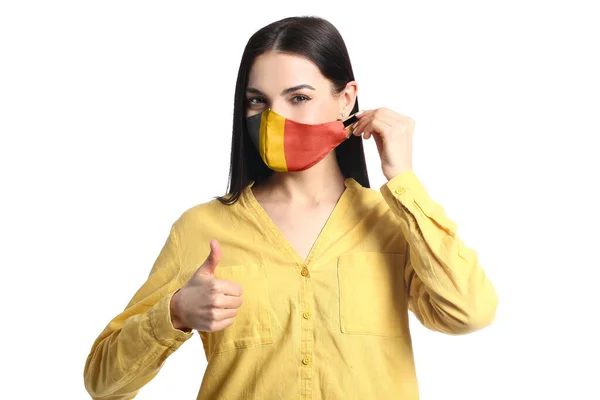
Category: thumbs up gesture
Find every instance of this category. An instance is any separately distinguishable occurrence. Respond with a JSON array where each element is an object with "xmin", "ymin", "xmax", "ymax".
[{"xmin": 170, "ymin": 239, "xmax": 243, "ymax": 332}]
